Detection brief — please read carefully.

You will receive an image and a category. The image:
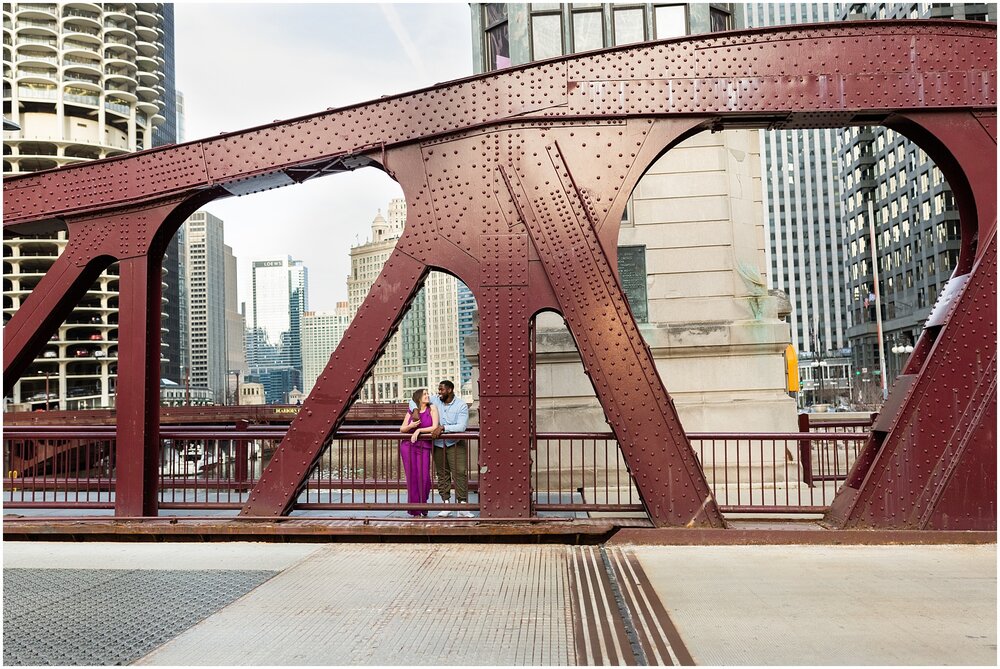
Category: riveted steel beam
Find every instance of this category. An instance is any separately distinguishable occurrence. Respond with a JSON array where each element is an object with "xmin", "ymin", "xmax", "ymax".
[{"xmin": 5, "ymin": 21, "xmax": 993, "ymax": 227}]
